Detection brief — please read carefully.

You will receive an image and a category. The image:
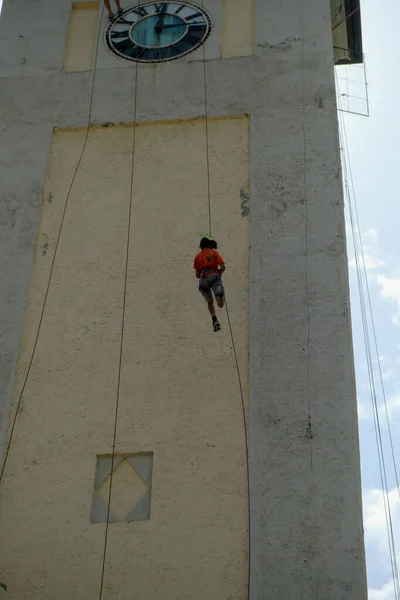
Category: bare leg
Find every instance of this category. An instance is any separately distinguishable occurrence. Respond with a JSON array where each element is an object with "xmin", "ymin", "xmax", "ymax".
[
  {"xmin": 207, "ymin": 301, "xmax": 216, "ymax": 318},
  {"xmin": 114, "ymin": 0, "xmax": 122, "ymax": 10},
  {"xmin": 216, "ymin": 296, "xmax": 224, "ymax": 309},
  {"xmin": 104, "ymin": 0, "xmax": 113, "ymax": 16}
]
